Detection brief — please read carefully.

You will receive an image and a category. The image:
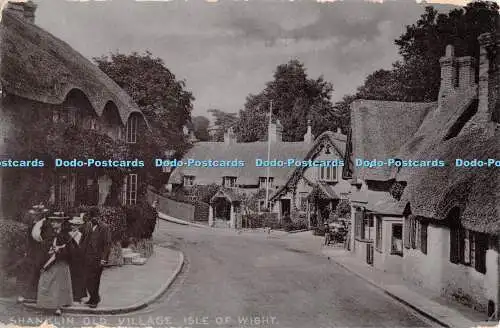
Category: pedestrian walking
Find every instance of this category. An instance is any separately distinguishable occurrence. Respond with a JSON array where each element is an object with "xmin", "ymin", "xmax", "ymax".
[
  {"xmin": 67, "ymin": 215, "xmax": 86, "ymax": 303},
  {"xmin": 80, "ymin": 208, "xmax": 111, "ymax": 308},
  {"xmin": 36, "ymin": 212, "xmax": 75, "ymax": 315}
]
